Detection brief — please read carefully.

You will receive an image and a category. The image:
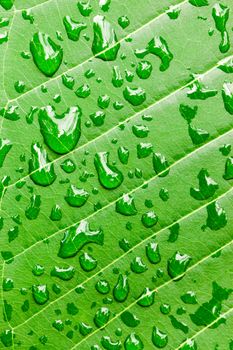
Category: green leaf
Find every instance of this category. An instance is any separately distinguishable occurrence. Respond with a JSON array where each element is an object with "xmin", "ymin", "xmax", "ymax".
[{"xmin": 0, "ymin": 0, "xmax": 233, "ymax": 349}]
